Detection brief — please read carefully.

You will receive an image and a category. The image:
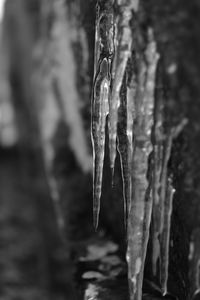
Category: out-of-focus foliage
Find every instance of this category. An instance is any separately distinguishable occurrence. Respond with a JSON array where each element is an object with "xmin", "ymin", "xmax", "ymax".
[{"xmin": 0, "ymin": 24, "xmax": 17, "ymax": 146}]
